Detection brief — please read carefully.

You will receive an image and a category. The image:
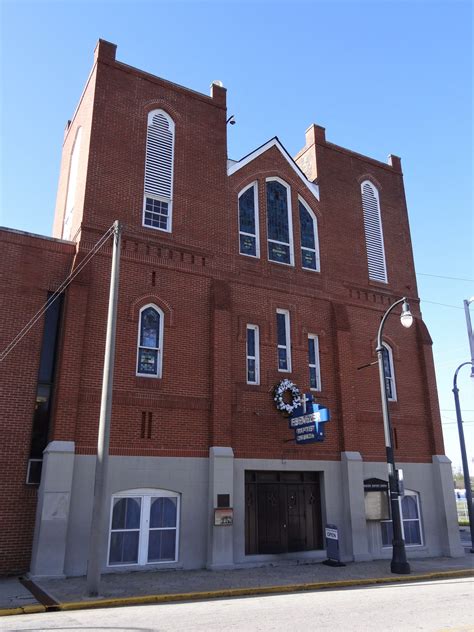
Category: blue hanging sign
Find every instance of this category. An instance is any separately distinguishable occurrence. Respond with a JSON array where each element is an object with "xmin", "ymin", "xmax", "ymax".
[{"xmin": 289, "ymin": 394, "xmax": 330, "ymax": 444}]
